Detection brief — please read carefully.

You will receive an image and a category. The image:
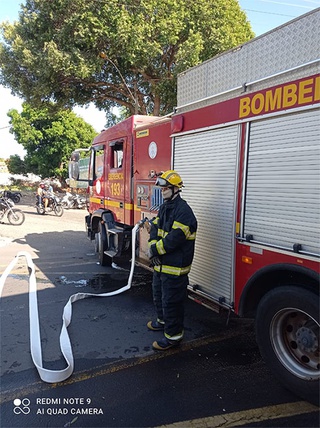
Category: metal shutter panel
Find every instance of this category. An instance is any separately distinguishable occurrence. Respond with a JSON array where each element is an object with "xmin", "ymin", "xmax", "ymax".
[
  {"xmin": 244, "ymin": 109, "xmax": 320, "ymax": 255},
  {"xmin": 174, "ymin": 125, "xmax": 239, "ymax": 304}
]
